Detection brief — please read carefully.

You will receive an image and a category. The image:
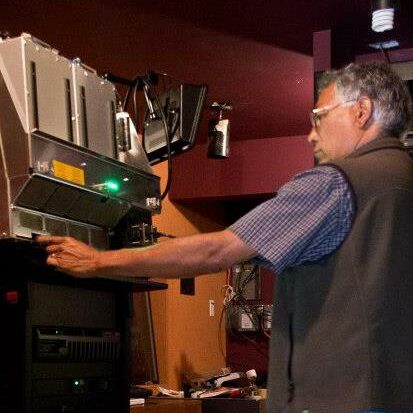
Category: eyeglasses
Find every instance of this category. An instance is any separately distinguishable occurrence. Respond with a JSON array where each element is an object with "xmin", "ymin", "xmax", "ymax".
[{"xmin": 310, "ymin": 100, "xmax": 356, "ymax": 128}]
